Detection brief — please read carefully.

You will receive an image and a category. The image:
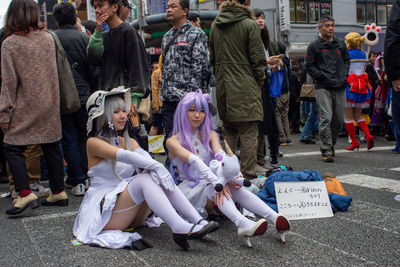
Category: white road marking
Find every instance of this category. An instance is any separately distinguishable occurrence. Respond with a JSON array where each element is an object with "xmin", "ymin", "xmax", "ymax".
[
  {"xmin": 290, "ymin": 232, "xmax": 379, "ymax": 265},
  {"xmin": 22, "ymin": 210, "xmax": 77, "ymax": 222},
  {"xmin": 338, "ymin": 200, "xmax": 400, "ymax": 235},
  {"xmin": 283, "ymin": 146, "xmax": 394, "ymax": 158},
  {"xmin": 389, "ymin": 167, "xmax": 400, "ymax": 172},
  {"xmin": 337, "ymin": 174, "xmax": 400, "ymax": 193}
]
